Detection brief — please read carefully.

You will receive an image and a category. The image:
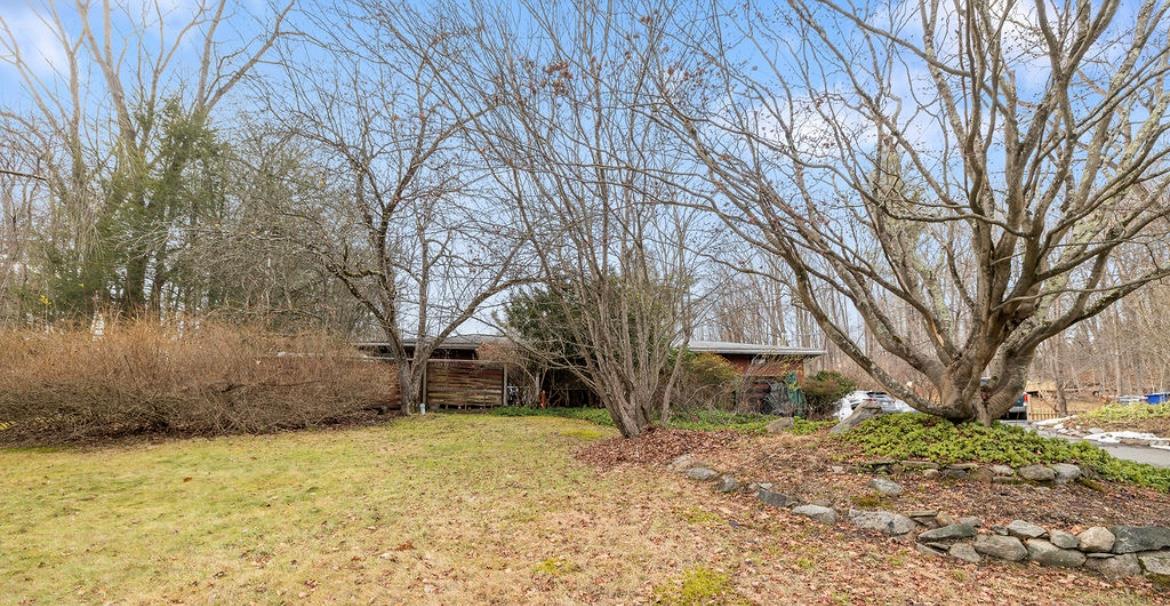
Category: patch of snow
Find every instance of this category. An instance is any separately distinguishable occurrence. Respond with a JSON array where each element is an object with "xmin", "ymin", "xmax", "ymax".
[{"xmin": 1082, "ymin": 431, "xmax": 1162, "ymax": 444}]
